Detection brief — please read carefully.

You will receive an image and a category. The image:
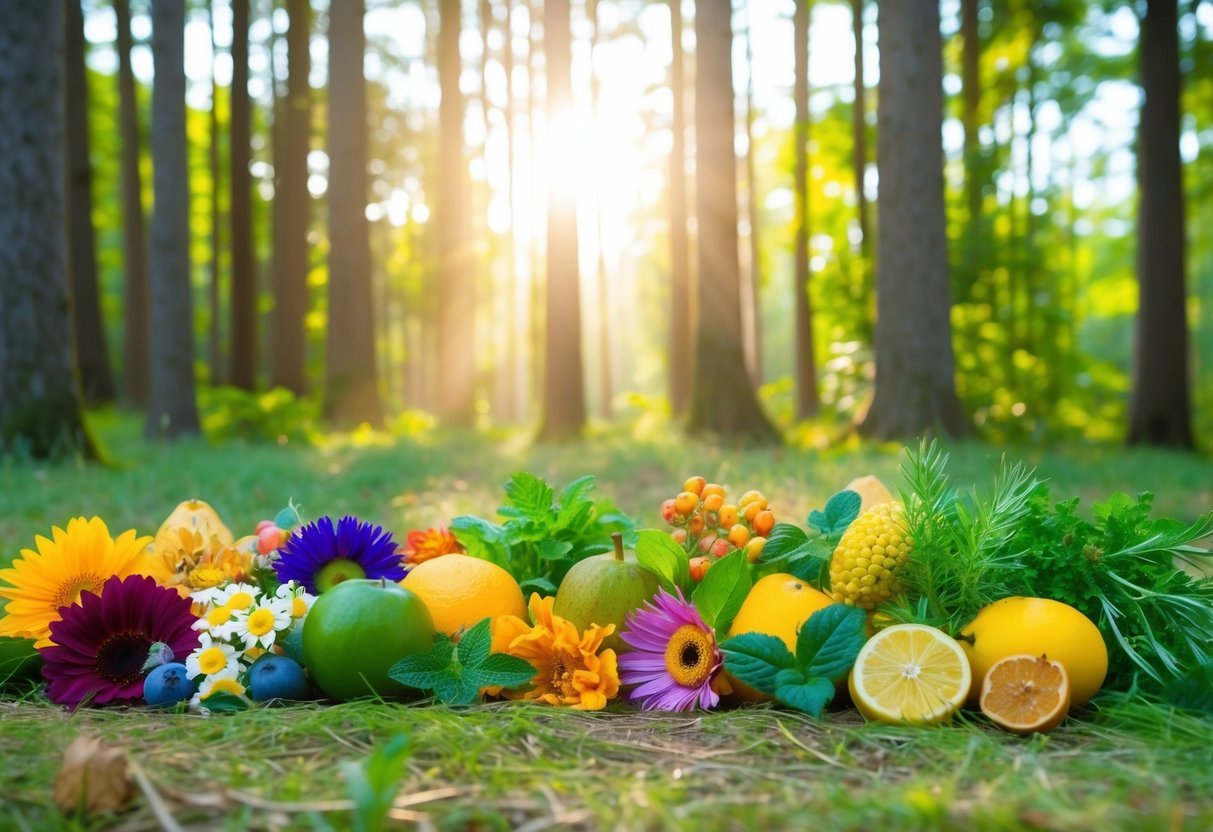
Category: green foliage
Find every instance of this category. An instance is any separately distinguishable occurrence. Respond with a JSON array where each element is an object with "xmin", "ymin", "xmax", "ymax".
[
  {"xmin": 388, "ymin": 618, "xmax": 536, "ymax": 706},
  {"xmin": 450, "ymin": 473, "xmax": 634, "ymax": 595},
  {"xmin": 1165, "ymin": 663, "xmax": 1213, "ymax": 716},
  {"xmin": 635, "ymin": 529, "xmax": 690, "ymax": 594},
  {"xmin": 198, "ymin": 386, "xmax": 319, "ymax": 444},
  {"xmin": 340, "ymin": 734, "xmax": 412, "ymax": 832},
  {"xmin": 691, "ymin": 550, "xmax": 752, "ymax": 632},
  {"xmin": 760, "ymin": 488, "xmax": 861, "ymax": 584},
  {"xmin": 720, "ymin": 604, "xmax": 867, "ymax": 717}
]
